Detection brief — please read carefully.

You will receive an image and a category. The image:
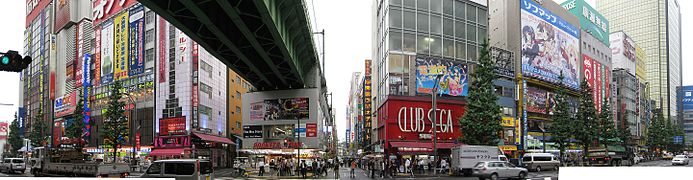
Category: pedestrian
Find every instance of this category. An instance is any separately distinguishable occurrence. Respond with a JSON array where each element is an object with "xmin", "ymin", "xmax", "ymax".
[
  {"xmin": 334, "ymin": 159, "xmax": 340, "ymax": 178},
  {"xmin": 301, "ymin": 160, "xmax": 307, "ymax": 178},
  {"xmin": 312, "ymin": 159, "xmax": 319, "ymax": 177},
  {"xmin": 350, "ymin": 160, "xmax": 357, "ymax": 178},
  {"xmin": 289, "ymin": 159, "xmax": 295, "ymax": 176},
  {"xmin": 258, "ymin": 160, "xmax": 265, "ymax": 176},
  {"xmin": 440, "ymin": 158, "xmax": 448, "ymax": 174}
]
